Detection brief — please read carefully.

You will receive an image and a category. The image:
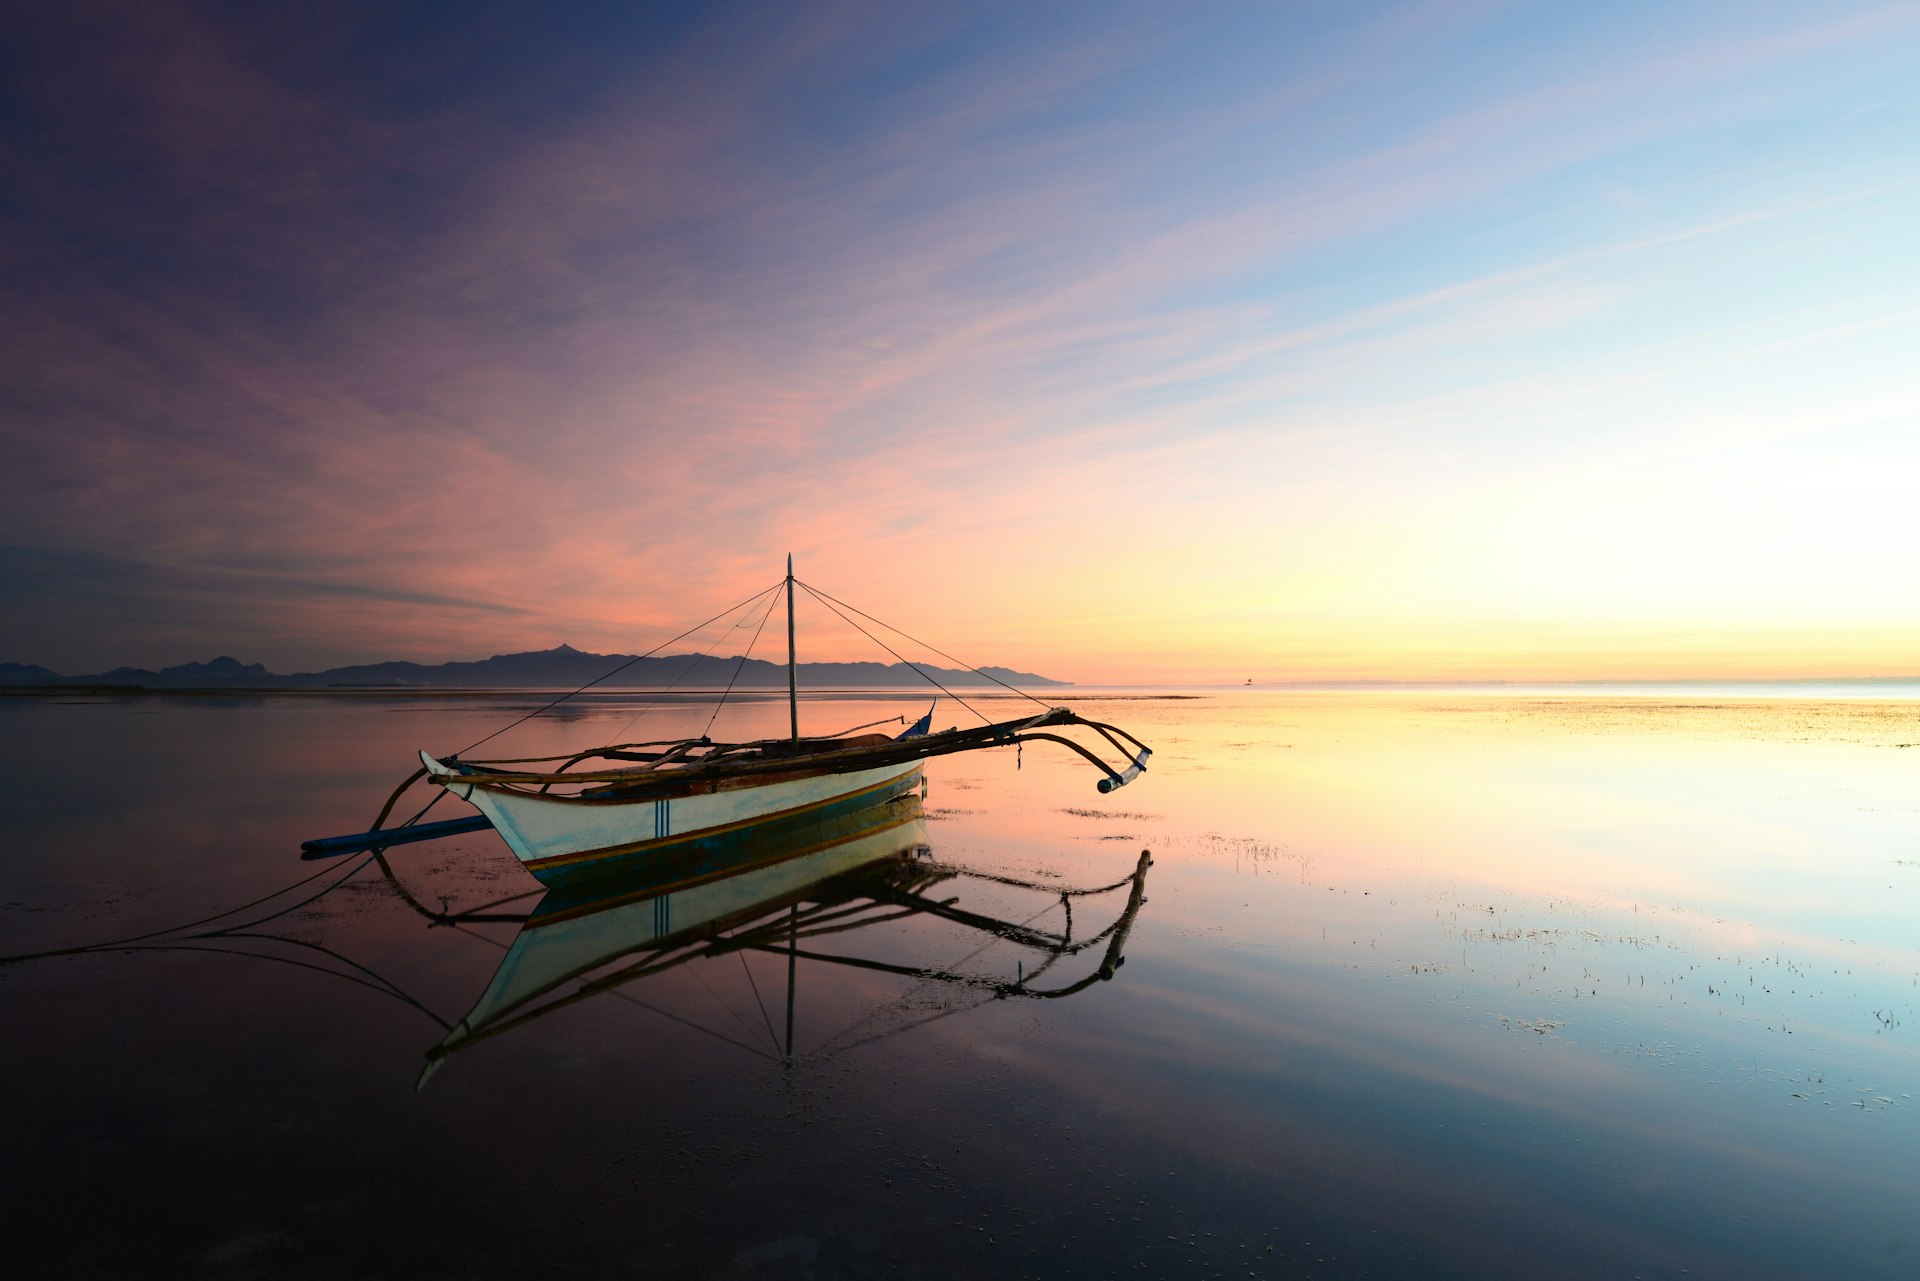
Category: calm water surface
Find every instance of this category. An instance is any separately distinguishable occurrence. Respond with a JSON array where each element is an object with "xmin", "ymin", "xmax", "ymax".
[{"xmin": 2, "ymin": 690, "xmax": 1916, "ymax": 1279}]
